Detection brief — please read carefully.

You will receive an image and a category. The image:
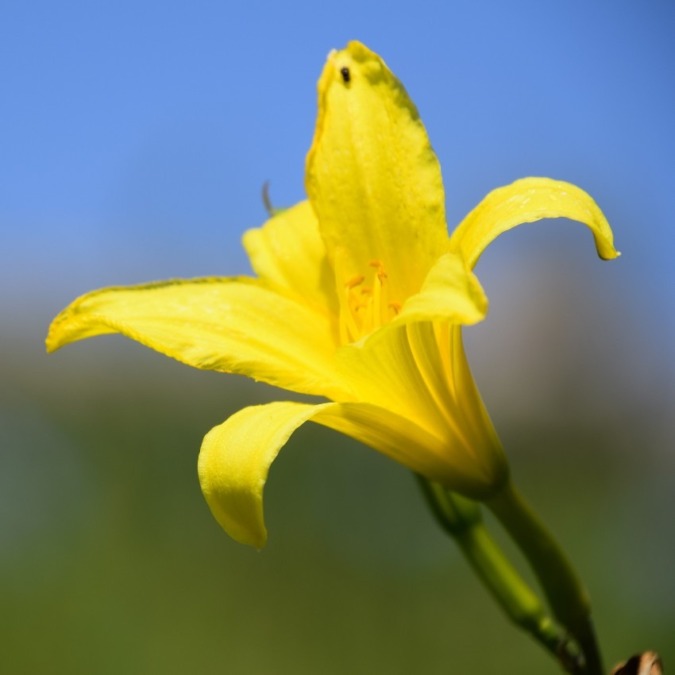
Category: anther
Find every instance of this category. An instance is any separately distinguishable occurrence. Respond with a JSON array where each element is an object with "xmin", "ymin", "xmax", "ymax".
[{"xmin": 345, "ymin": 274, "xmax": 365, "ymax": 289}]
